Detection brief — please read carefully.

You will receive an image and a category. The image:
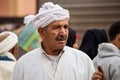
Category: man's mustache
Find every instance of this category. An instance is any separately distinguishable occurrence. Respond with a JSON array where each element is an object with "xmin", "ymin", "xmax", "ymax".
[{"xmin": 56, "ymin": 35, "xmax": 67, "ymax": 41}]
